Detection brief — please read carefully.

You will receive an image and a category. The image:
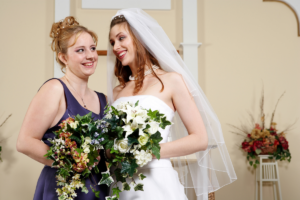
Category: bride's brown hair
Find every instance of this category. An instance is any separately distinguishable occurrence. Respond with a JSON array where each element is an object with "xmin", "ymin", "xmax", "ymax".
[
  {"xmin": 50, "ymin": 16, "xmax": 98, "ymax": 73},
  {"xmin": 110, "ymin": 16, "xmax": 164, "ymax": 94}
]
